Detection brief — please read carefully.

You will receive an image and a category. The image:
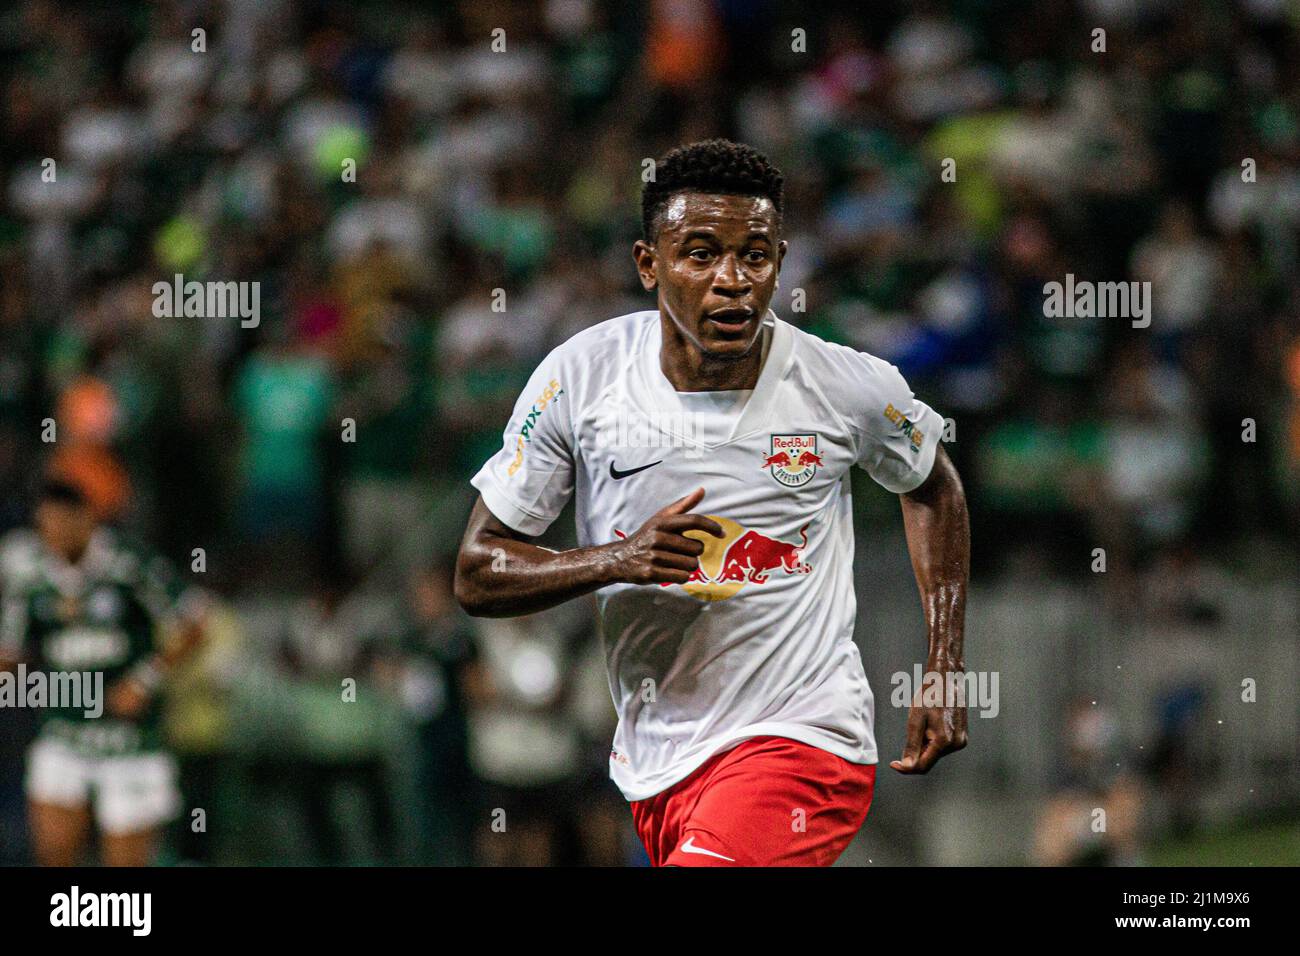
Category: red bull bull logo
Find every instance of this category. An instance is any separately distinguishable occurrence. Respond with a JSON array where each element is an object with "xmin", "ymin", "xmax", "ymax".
[
  {"xmin": 613, "ymin": 515, "xmax": 813, "ymax": 601},
  {"xmin": 763, "ymin": 434, "xmax": 821, "ymax": 487}
]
